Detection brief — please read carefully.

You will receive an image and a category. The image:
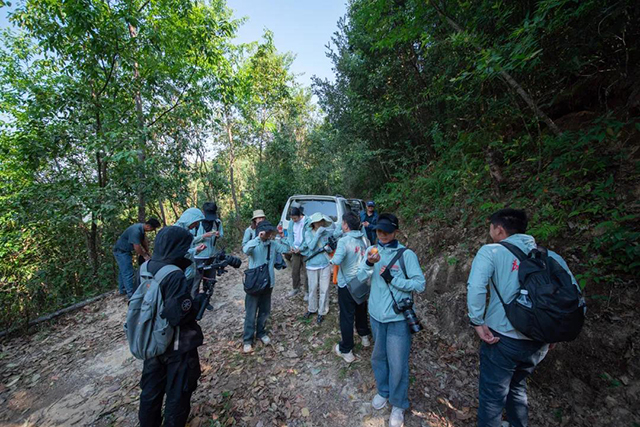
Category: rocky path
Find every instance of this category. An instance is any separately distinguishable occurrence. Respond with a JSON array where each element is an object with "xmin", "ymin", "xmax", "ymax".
[{"xmin": 0, "ymin": 252, "xmax": 614, "ymax": 427}]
